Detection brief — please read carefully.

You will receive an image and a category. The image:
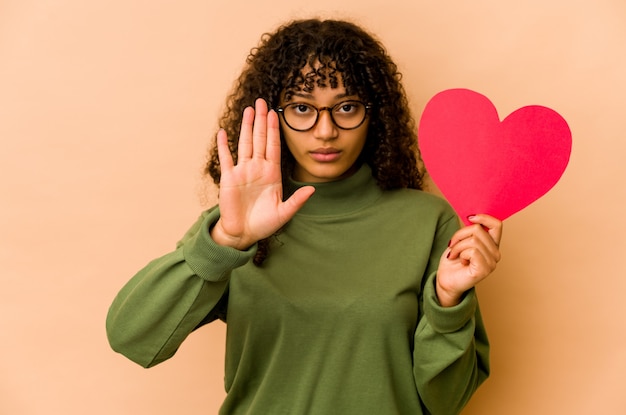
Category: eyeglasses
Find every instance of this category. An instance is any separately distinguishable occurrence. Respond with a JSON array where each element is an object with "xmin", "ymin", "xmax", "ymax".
[{"xmin": 276, "ymin": 100, "xmax": 371, "ymax": 132}]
